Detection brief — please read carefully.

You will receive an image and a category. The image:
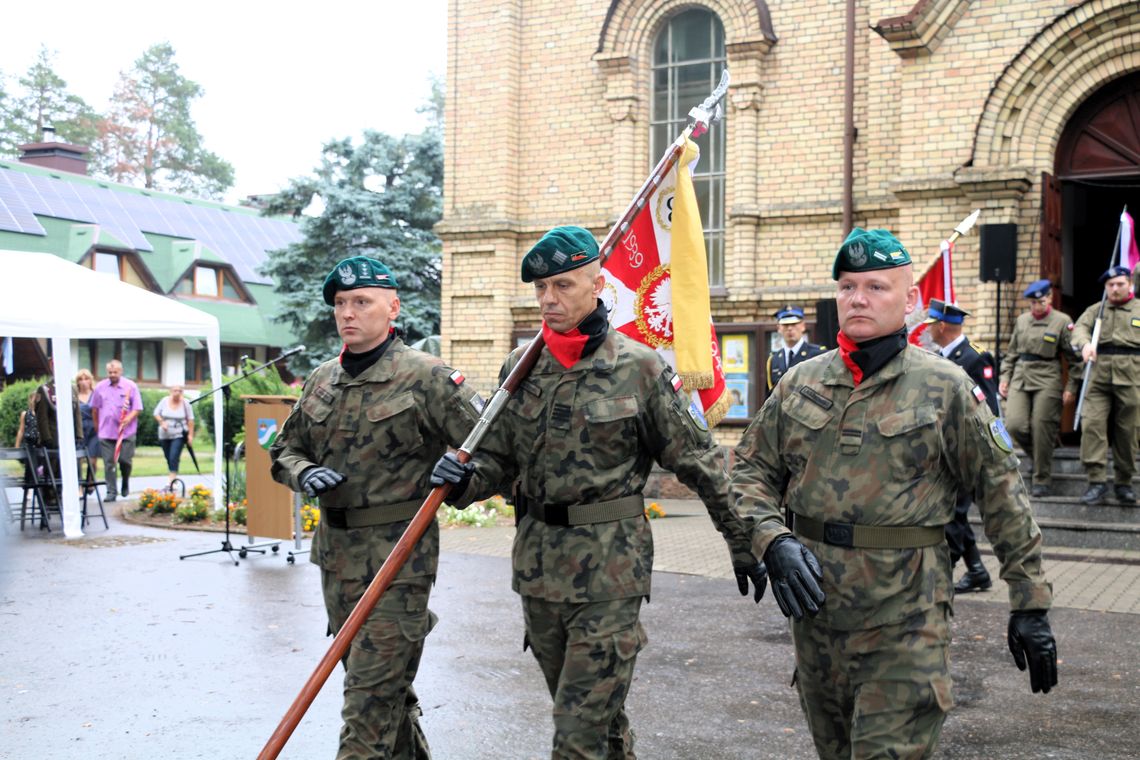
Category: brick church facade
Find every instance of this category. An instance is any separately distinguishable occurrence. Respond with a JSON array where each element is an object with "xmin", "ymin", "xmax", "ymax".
[{"xmin": 440, "ymin": 0, "xmax": 1140, "ymax": 439}]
